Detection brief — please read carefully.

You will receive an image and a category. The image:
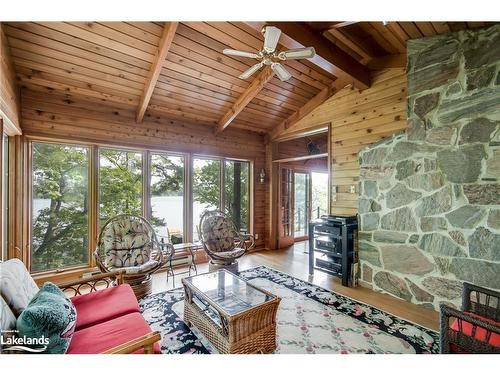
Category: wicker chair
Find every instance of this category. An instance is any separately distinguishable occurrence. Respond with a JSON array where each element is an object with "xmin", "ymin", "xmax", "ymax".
[
  {"xmin": 198, "ymin": 210, "xmax": 255, "ymax": 272},
  {"xmin": 94, "ymin": 214, "xmax": 173, "ymax": 299},
  {"xmin": 440, "ymin": 282, "xmax": 500, "ymax": 353}
]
